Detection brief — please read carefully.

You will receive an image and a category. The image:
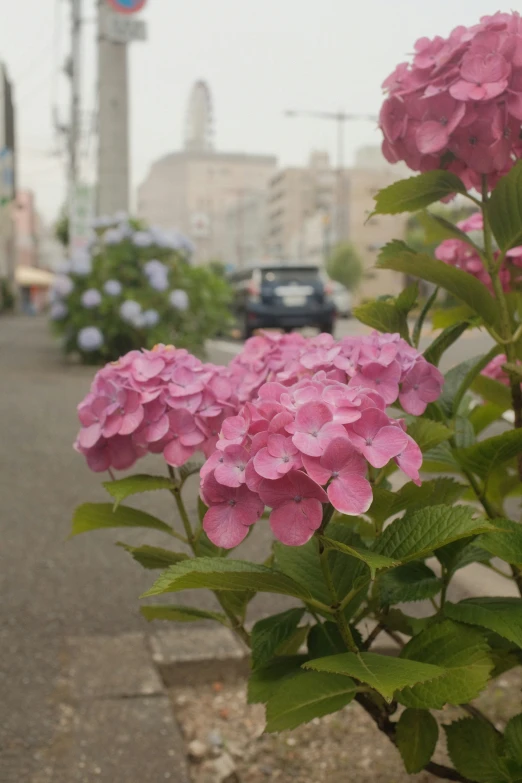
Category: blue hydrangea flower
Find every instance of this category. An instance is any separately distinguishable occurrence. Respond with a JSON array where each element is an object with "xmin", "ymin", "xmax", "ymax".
[
  {"xmin": 50, "ymin": 302, "xmax": 68, "ymax": 320},
  {"xmin": 52, "ymin": 274, "xmax": 74, "ymax": 298},
  {"xmin": 103, "ymin": 279, "xmax": 122, "ymax": 296},
  {"xmin": 81, "ymin": 288, "xmax": 102, "ymax": 308},
  {"xmin": 133, "ymin": 231, "xmax": 152, "ymax": 247},
  {"xmin": 78, "ymin": 326, "xmax": 103, "ymax": 351},
  {"xmin": 120, "ymin": 299, "xmax": 142, "ymax": 323},
  {"xmin": 71, "ymin": 250, "xmax": 92, "ymax": 276},
  {"xmin": 104, "ymin": 227, "xmax": 125, "ymax": 245},
  {"xmin": 142, "ymin": 308, "xmax": 160, "ymax": 327},
  {"xmin": 169, "ymin": 289, "xmax": 189, "ymax": 311}
]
